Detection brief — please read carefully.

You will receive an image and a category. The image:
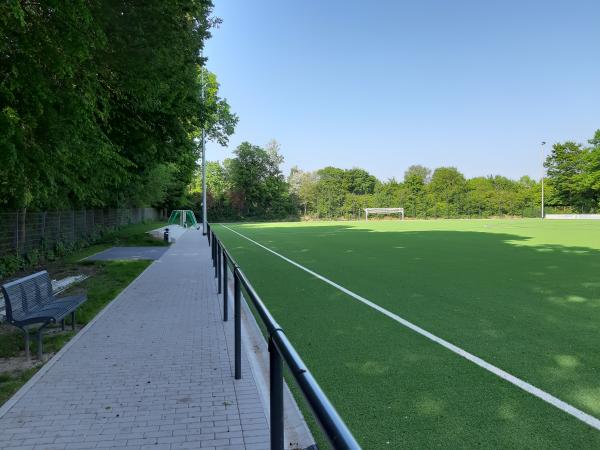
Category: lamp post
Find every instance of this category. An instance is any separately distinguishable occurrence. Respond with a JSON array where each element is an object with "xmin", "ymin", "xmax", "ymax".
[
  {"xmin": 541, "ymin": 141, "xmax": 546, "ymax": 219},
  {"xmin": 200, "ymin": 53, "xmax": 207, "ymax": 235}
]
